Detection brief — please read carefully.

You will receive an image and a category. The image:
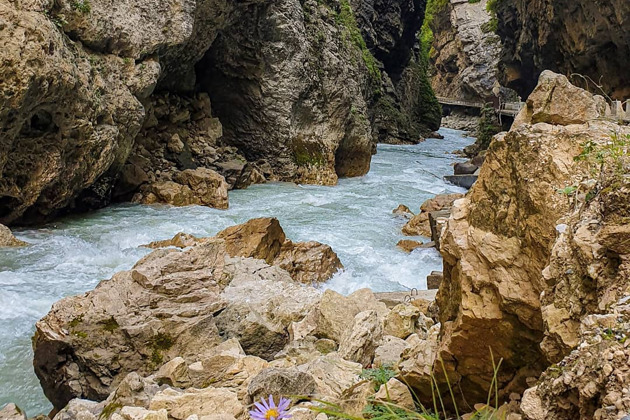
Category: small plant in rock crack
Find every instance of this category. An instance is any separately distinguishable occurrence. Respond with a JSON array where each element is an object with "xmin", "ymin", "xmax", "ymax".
[
  {"xmin": 71, "ymin": 0, "xmax": 91, "ymax": 14},
  {"xmin": 360, "ymin": 366, "xmax": 397, "ymax": 391}
]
